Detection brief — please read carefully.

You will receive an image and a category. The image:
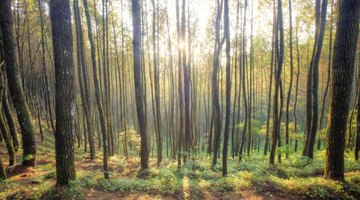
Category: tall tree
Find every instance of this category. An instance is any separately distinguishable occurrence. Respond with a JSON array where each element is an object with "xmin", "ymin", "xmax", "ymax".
[
  {"xmin": 264, "ymin": 0, "xmax": 275, "ymax": 156},
  {"xmin": 49, "ymin": 0, "xmax": 76, "ymax": 186},
  {"xmin": 318, "ymin": 4, "xmax": 333, "ymax": 150},
  {"xmin": 303, "ymin": 0, "xmax": 328, "ymax": 158},
  {"xmin": 325, "ymin": 0, "xmax": 360, "ymax": 180},
  {"xmin": 222, "ymin": 0, "xmax": 231, "ymax": 176},
  {"xmin": 37, "ymin": 0, "xmax": 55, "ymax": 134},
  {"xmin": 132, "ymin": 0, "xmax": 149, "ymax": 170},
  {"xmin": 176, "ymin": 0, "xmax": 184, "ymax": 169},
  {"xmin": 151, "ymin": 0, "xmax": 162, "ymax": 166},
  {"xmin": 73, "ymin": 0, "xmax": 96, "ymax": 160},
  {"xmin": 270, "ymin": 0, "xmax": 284, "ymax": 165},
  {"xmin": 285, "ymin": 0, "xmax": 294, "ymax": 159},
  {"xmin": 239, "ymin": 0, "xmax": 248, "ymax": 162},
  {"xmin": 0, "ymin": 0, "xmax": 36, "ymax": 167},
  {"xmin": 182, "ymin": 0, "xmax": 191, "ymax": 163},
  {"xmin": 82, "ymin": 0, "xmax": 109, "ymax": 179},
  {"xmin": 212, "ymin": 0, "xmax": 223, "ymax": 168}
]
